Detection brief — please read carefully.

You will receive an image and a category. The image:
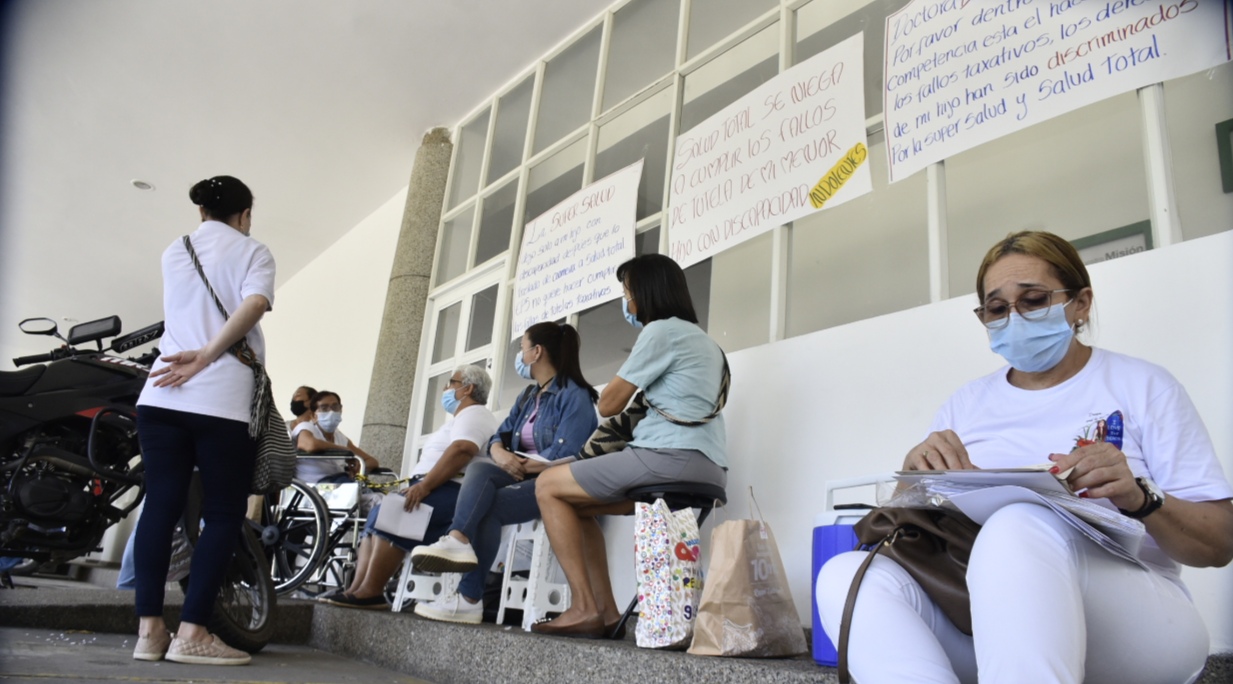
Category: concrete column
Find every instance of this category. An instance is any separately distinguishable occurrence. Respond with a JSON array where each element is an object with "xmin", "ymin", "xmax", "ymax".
[{"xmin": 361, "ymin": 127, "xmax": 452, "ymax": 468}]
